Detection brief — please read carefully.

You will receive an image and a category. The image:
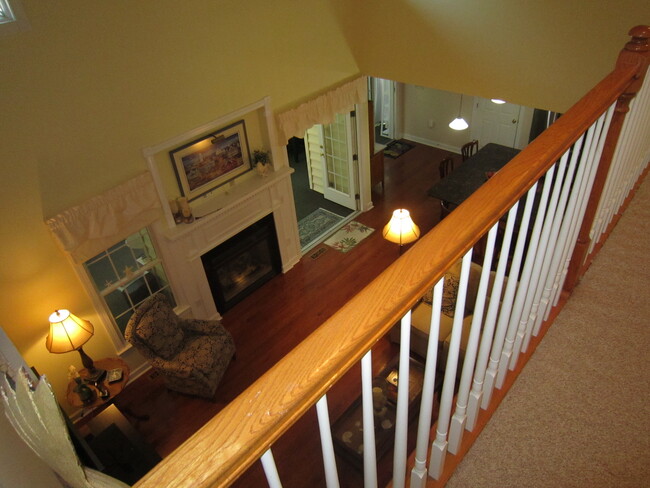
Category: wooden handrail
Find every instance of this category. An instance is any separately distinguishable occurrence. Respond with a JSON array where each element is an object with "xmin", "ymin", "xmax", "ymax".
[{"xmin": 133, "ymin": 33, "xmax": 645, "ymax": 488}]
